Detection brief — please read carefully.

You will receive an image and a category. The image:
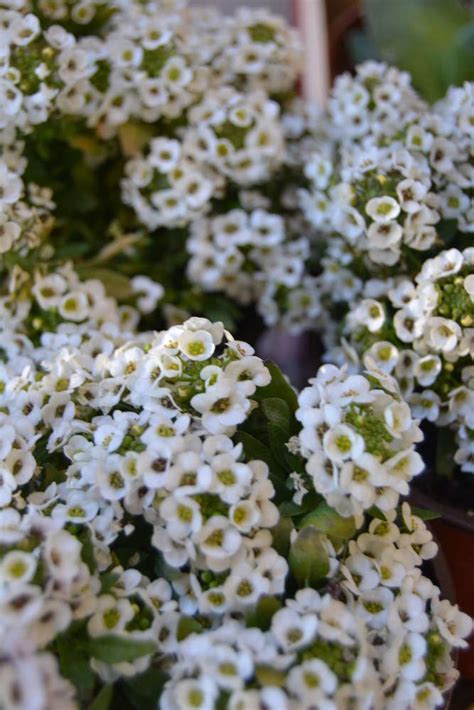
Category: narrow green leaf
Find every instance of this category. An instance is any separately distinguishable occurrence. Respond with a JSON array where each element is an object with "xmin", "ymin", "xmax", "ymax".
[
  {"xmin": 76, "ymin": 267, "xmax": 133, "ymax": 299},
  {"xmin": 279, "ymin": 492, "xmax": 322, "ymax": 519},
  {"xmin": 89, "ymin": 685, "xmax": 113, "ymax": 710},
  {"xmin": 367, "ymin": 506, "xmax": 387, "ymax": 521},
  {"xmin": 435, "ymin": 427, "xmax": 457, "ymax": 478},
  {"xmin": 267, "ymin": 423, "xmax": 293, "ymax": 473},
  {"xmin": 409, "ymin": 506, "xmax": 441, "ymax": 521},
  {"xmin": 100, "ymin": 572, "xmax": 120, "ymax": 594},
  {"xmin": 57, "ymin": 629, "xmax": 95, "ymax": 693}
]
